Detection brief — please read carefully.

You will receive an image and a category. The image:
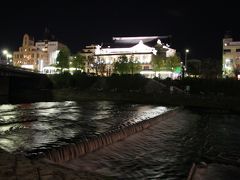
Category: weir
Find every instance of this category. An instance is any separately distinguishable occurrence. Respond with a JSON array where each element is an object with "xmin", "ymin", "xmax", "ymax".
[{"xmin": 43, "ymin": 107, "xmax": 181, "ymax": 163}]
